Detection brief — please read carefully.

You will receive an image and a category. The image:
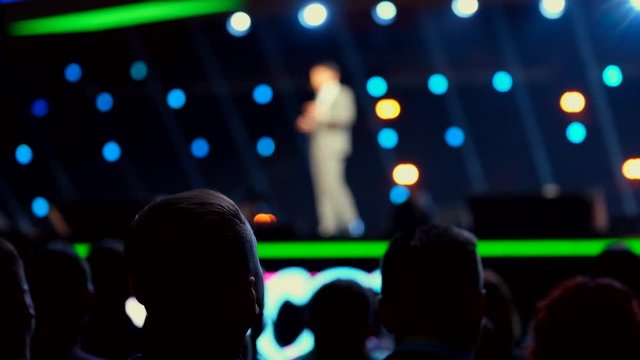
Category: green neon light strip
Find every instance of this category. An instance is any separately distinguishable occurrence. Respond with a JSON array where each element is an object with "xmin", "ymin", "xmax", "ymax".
[
  {"xmin": 257, "ymin": 239, "xmax": 640, "ymax": 259},
  {"xmin": 10, "ymin": 0, "xmax": 244, "ymax": 36}
]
